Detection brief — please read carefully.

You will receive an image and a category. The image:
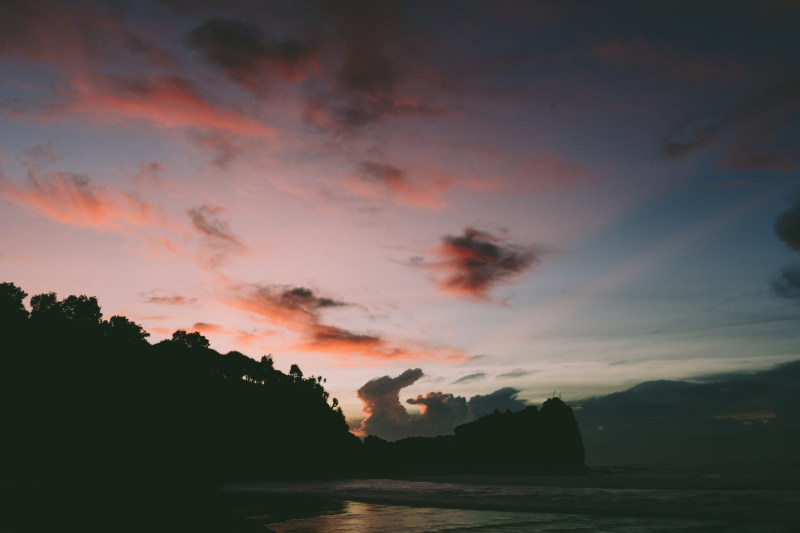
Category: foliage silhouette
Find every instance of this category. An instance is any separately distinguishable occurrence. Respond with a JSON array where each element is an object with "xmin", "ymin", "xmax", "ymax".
[
  {"xmin": 0, "ymin": 281, "xmax": 587, "ymax": 530},
  {"xmin": 0, "ymin": 282, "xmax": 359, "ymax": 531}
]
